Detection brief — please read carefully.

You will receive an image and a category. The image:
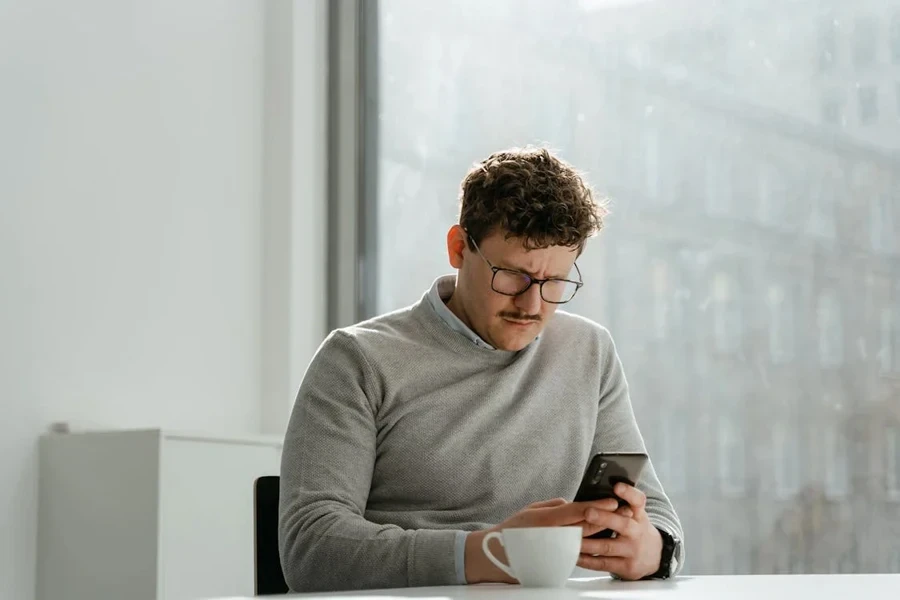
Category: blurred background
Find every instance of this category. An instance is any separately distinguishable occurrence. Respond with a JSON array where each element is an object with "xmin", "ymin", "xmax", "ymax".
[
  {"xmin": 2, "ymin": 1, "xmax": 899, "ymax": 599},
  {"xmin": 376, "ymin": 0, "xmax": 900, "ymax": 576}
]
